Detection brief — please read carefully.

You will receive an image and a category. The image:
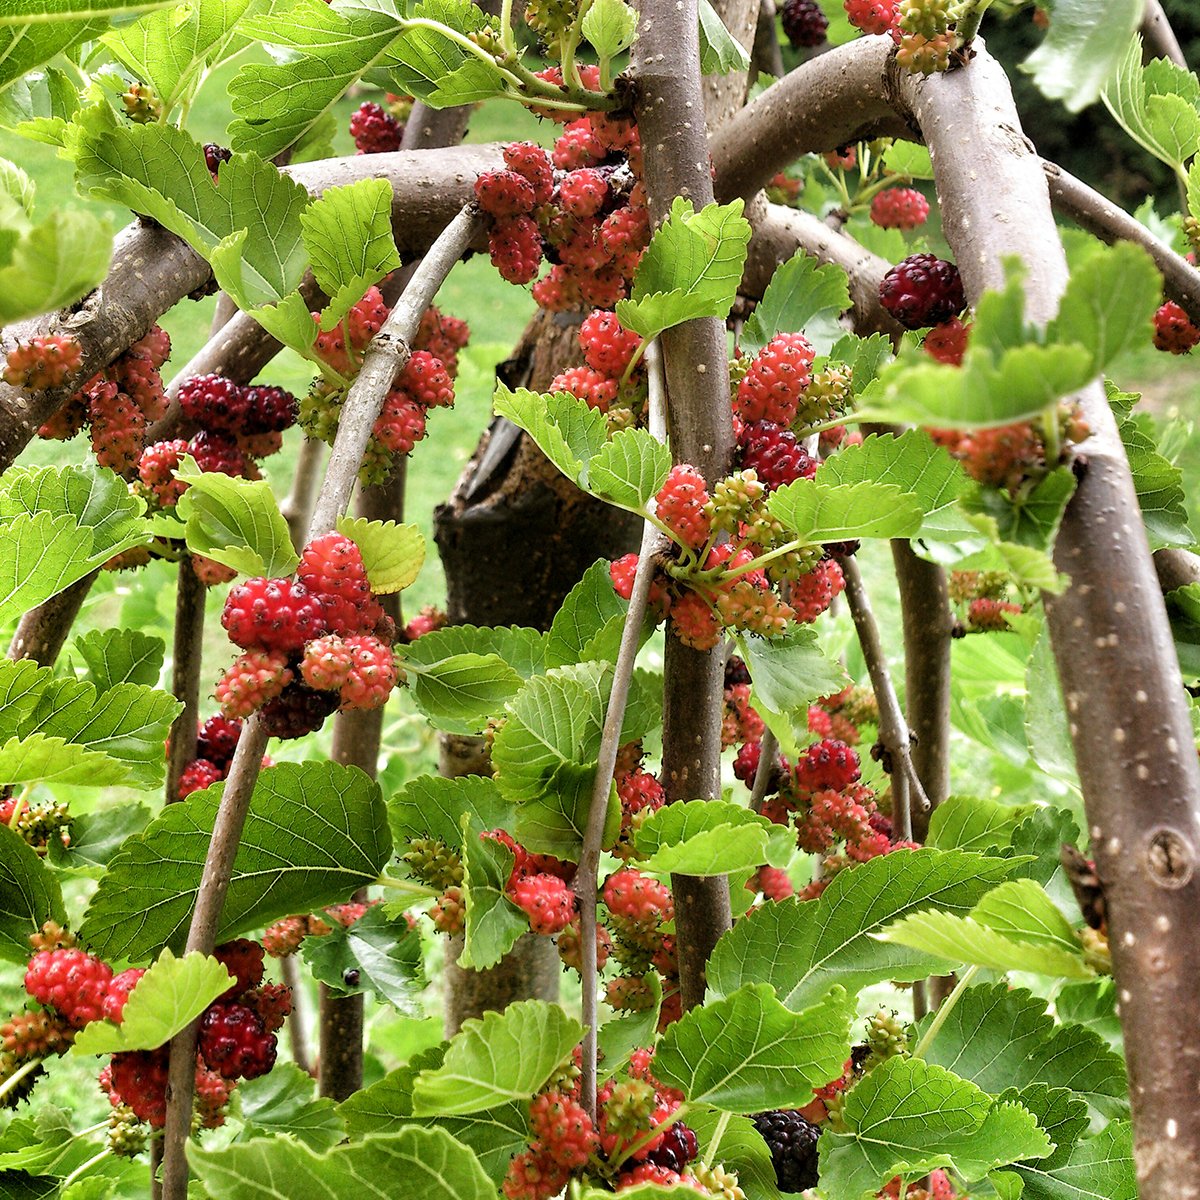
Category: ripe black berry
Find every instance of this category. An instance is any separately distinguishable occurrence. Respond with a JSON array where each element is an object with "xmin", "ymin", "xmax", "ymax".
[
  {"xmin": 258, "ymin": 683, "xmax": 339, "ymax": 739},
  {"xmin": 879, "ymin": 253, "xmax": 966, "ymax": 330},
  {"xmin": 750, "ymin": 1109, "xmax": 820, "ymax": 1193},
  {"xmin": 781, "ymin": 0, "xmax": 829, "ymax": 46}
]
